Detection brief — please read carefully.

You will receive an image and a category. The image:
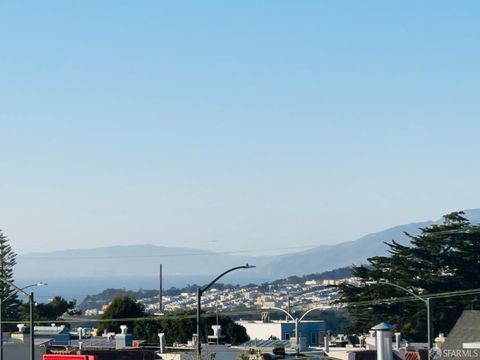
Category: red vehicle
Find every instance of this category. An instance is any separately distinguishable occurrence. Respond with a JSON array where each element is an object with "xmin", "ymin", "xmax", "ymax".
[{"xmin": 43, "ymin": 355, "xmax": 98, "ymax": 360}]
